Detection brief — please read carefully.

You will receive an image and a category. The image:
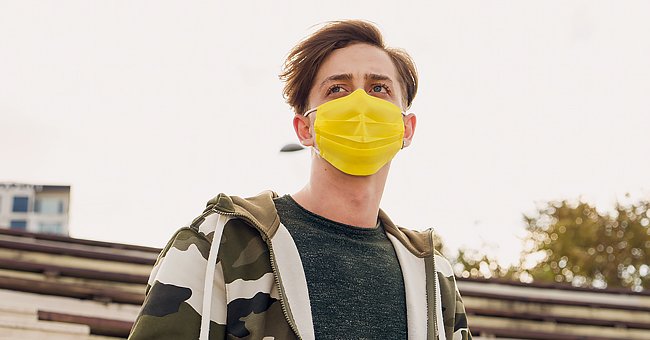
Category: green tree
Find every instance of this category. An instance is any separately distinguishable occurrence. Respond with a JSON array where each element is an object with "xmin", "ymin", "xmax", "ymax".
[
  {"xmin": 521, "ymin": 197, "xmax": 650, "ymax": 291},
  {"xmin": 433, "ymin": 232, "xmax": 445, "ymax": 254},
  {"xmin": 453, "ymin": 247, "xmax": 518, "ymax": 280}
]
